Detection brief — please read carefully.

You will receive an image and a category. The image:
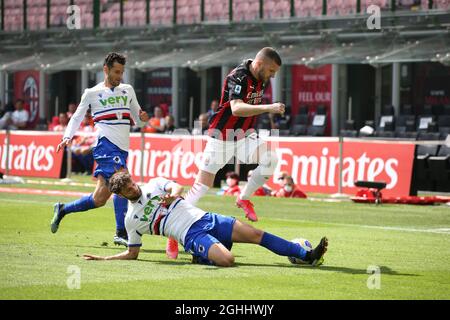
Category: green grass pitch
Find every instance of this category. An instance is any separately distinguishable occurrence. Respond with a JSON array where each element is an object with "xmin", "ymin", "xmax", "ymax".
[{"xmin": 0, "ymin": 177, "xmax": 449, "ymax": 299}]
